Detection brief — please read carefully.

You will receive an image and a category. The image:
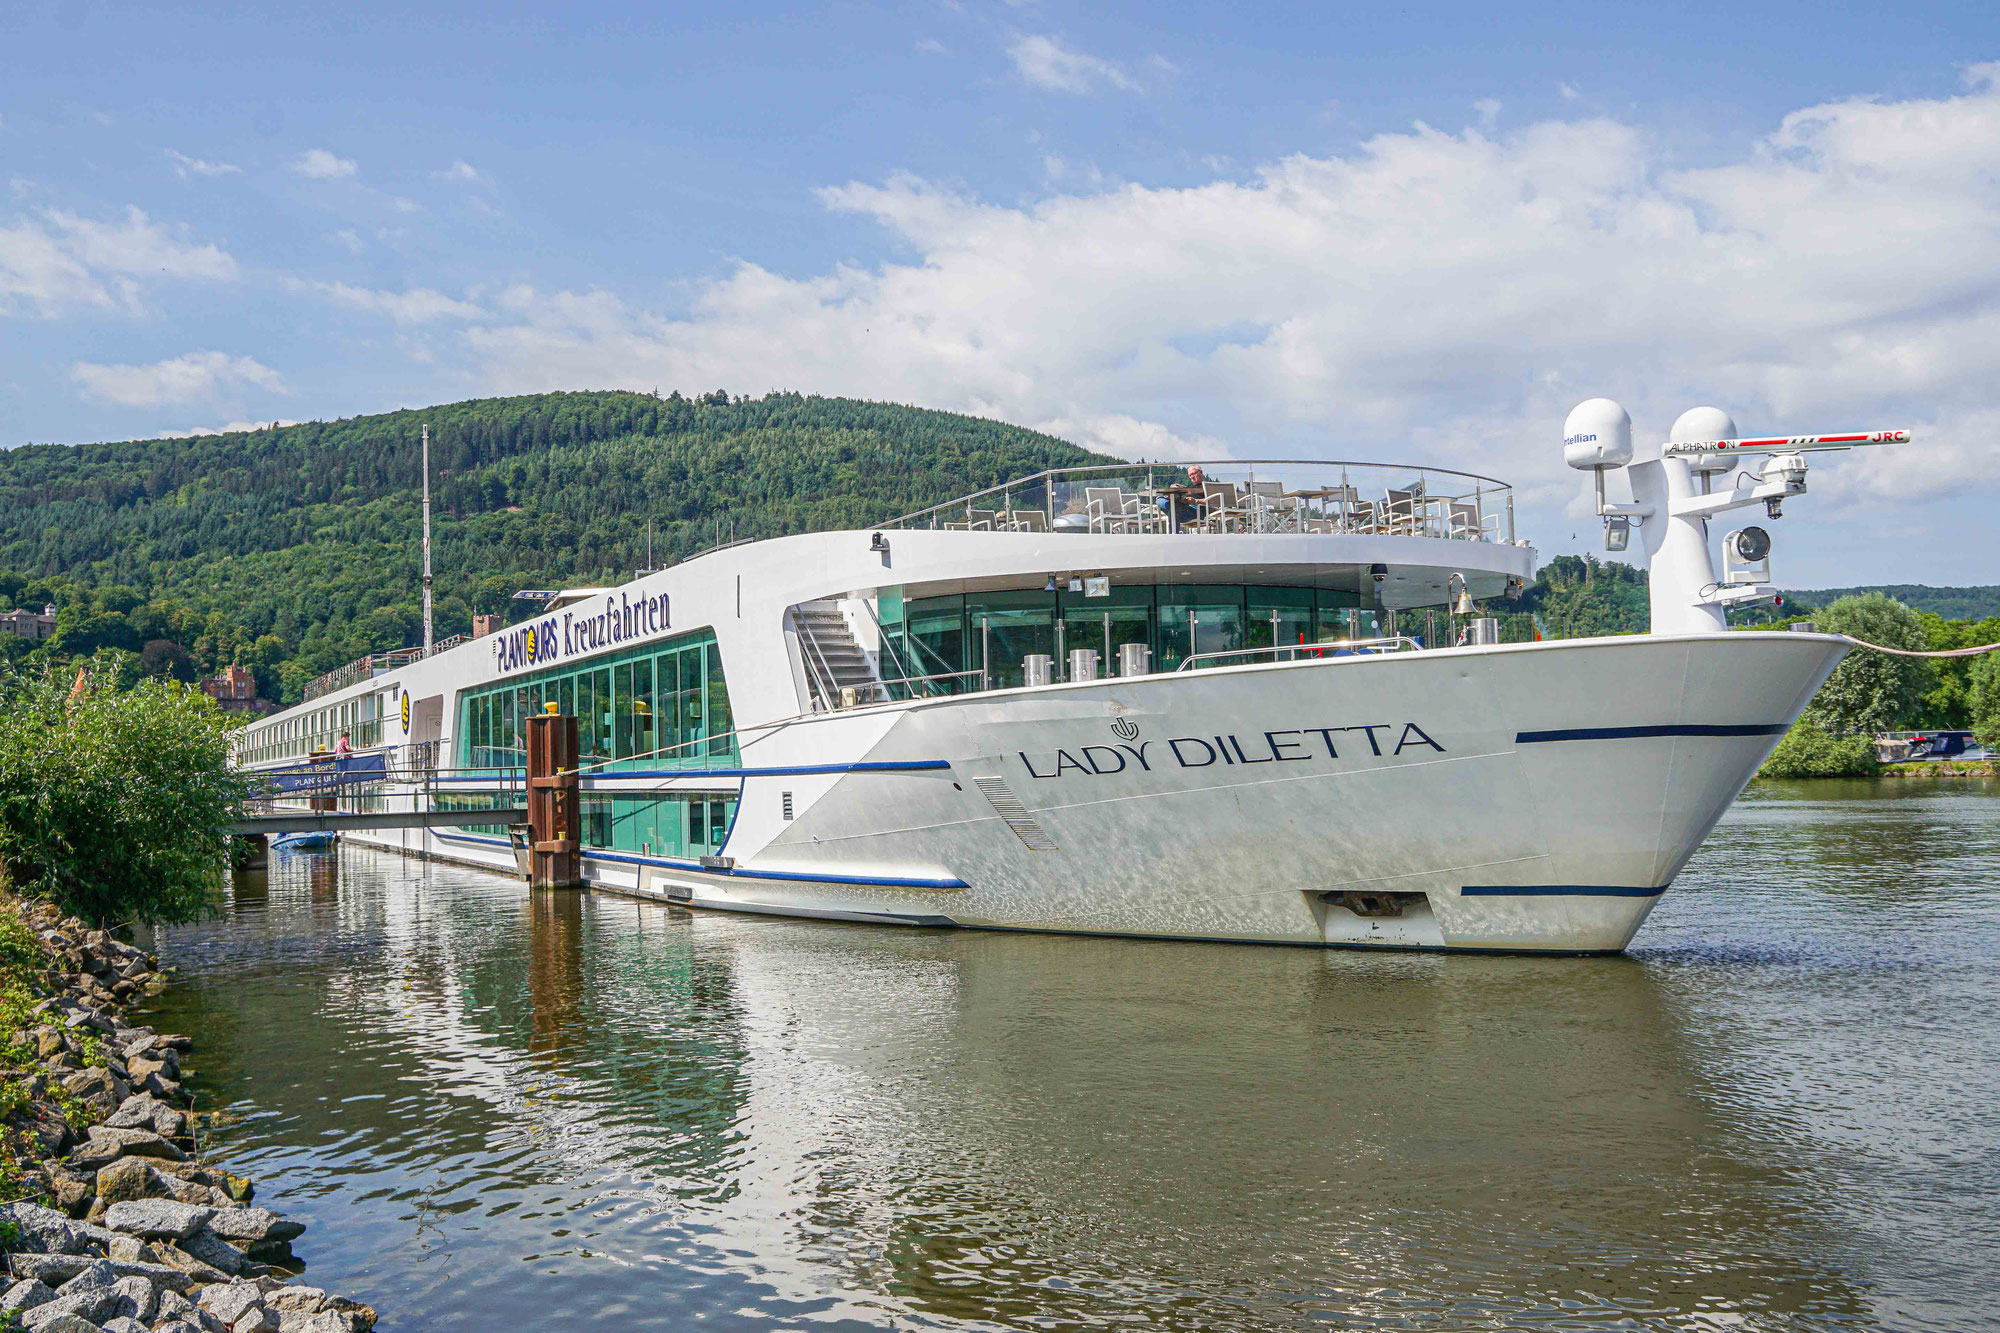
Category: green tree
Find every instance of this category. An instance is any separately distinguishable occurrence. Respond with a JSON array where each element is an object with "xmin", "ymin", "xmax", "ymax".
[
  {"xmin": 1515, "ymin": 555, "xmax": 1649, "ymax": 638},
  {"xmin": 1971, "ymin": 651, "xmax": 2000, "ymax": 748},
  {"xmin": 1759, "ymin": 721, "xmax": 1879, "ymax": 779},
  {"xmin": 1799, "ymin": 594, "xmax": 1932, "ymax": 735},
  {"xmin": 0, "ymin": 666, "xmax": 249, "ymax": 924}
]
